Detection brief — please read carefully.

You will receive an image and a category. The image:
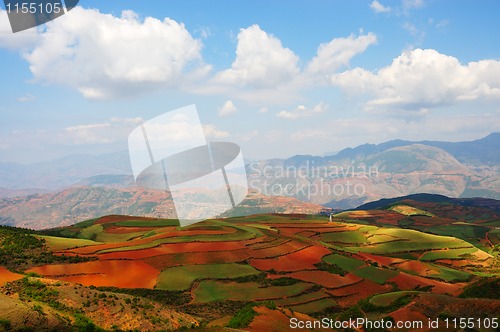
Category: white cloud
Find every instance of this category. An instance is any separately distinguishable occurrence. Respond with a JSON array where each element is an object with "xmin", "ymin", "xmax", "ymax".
[
  {"xmin": 370, "ymin": 1, "xmax": 391, "ymax": 13},
  {"xmin": 332, "ymin": 48, "xmax": 500, "ymax": 111},
  {"xmin": 0, "ymin": 9, "xmax": 39, "ymax": 50},
  {"xmin": 23, "ymin": 8, "xmax": 208, "ymax": 99},
  {"xmin": 277, "ymin": 102, "xmax": 328, "ymax": 120},
  {"xmin": 237, "ymin": 130, "xmax": 259, "ymax": 142},
  {"xmin": 402, "ymin": 0, "xmax": 425, "ymax": 11},
  {"xmin": 218, "ymin": 100, "xmax": 238, "ymax": 117},
  {"xmin": 213, "ymin": 24, "xmax": 299, "ymax": 88},
  {"xmin": 17, "ymin": 93, "xmax": 36, "ymax": 102},
  {"xmin": 305, "ymin": 33, "xmax": 377, "ymax": 83},
  {"xmin": 259, "ymin": 107, "xmax": 268, "ymax": 113},
  {"xmin": 203, "ymin": 124, "xmax": 230, "ymax": 139}
]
